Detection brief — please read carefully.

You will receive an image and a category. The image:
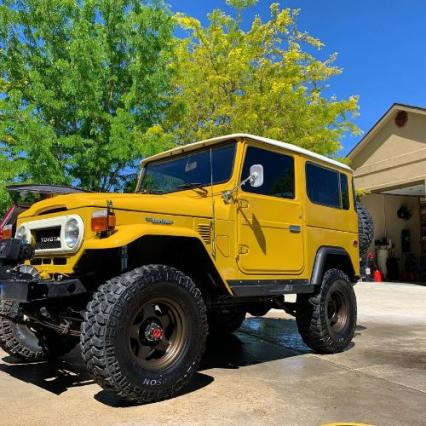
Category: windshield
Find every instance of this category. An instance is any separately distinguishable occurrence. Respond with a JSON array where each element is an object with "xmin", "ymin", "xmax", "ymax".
[{"xmin": 139, "ymin": 142, "xmax": 236, "ymax": 194}]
